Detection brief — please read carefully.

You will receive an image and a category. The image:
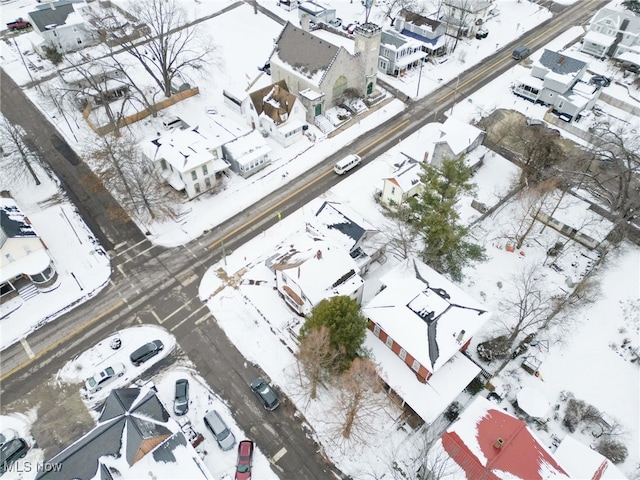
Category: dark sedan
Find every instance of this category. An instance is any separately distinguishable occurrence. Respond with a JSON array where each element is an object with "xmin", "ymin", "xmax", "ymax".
[{"xmin": 250, "ymin": 378, "xmax": 279, "ymax": 411}]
